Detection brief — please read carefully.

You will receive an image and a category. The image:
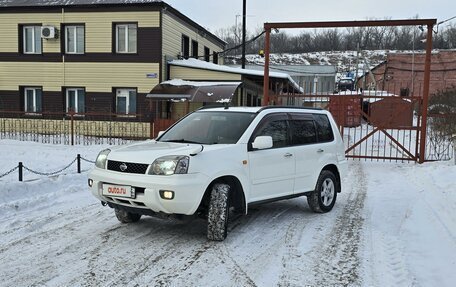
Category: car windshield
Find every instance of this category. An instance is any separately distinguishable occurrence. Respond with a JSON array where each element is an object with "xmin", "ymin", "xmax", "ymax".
[{"xmin": 159, "ymin": 111, "xmax": 256, "ymax": 144}]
